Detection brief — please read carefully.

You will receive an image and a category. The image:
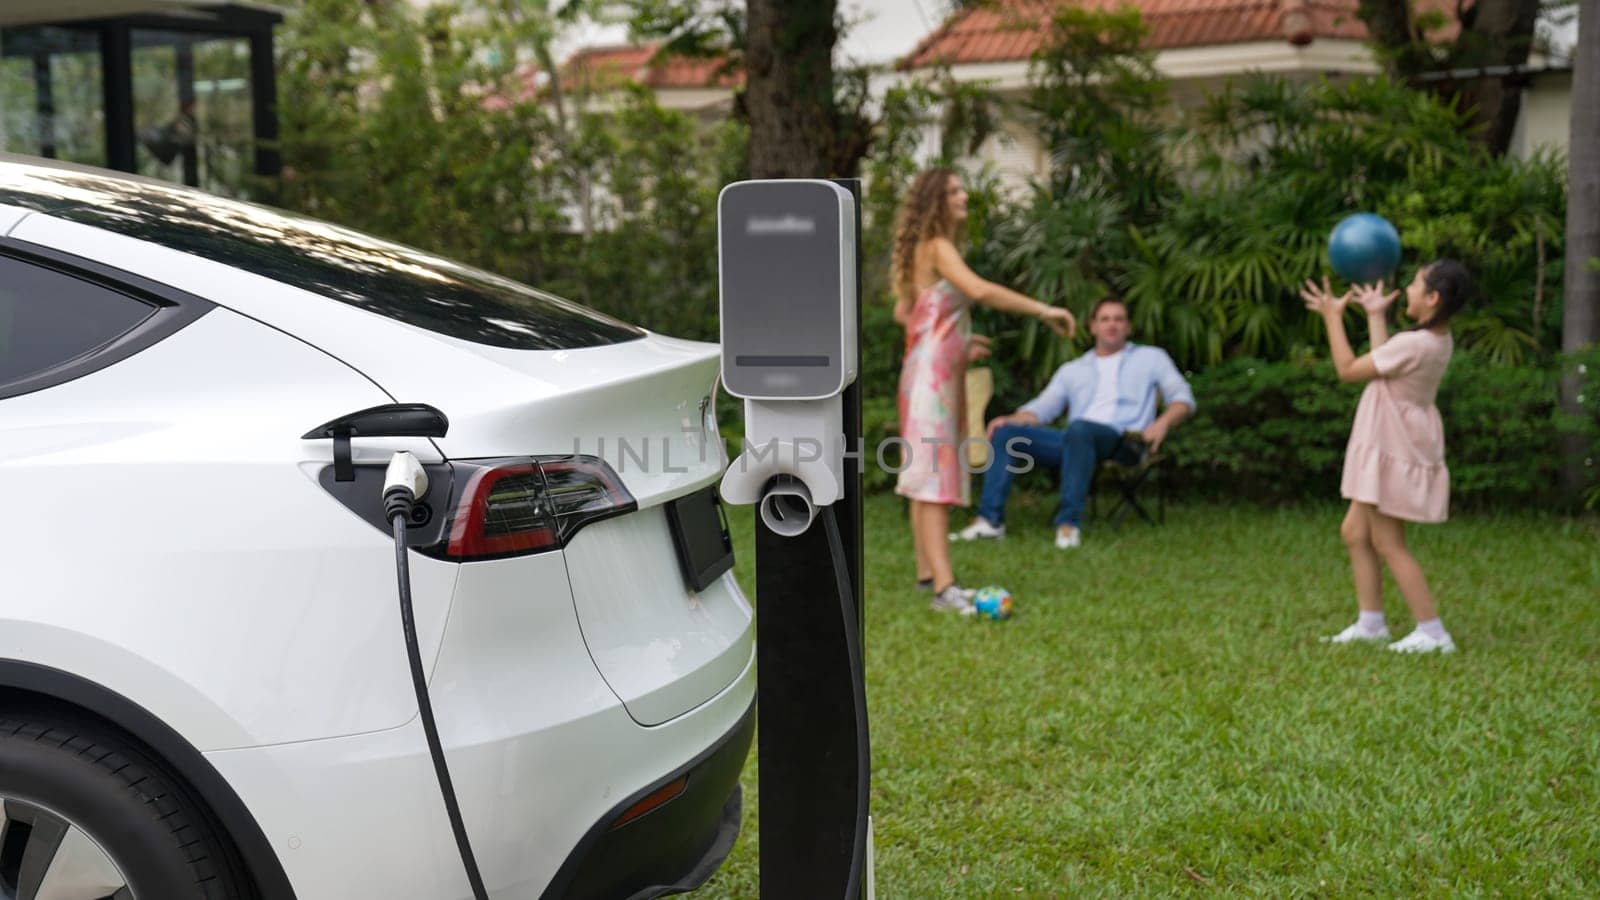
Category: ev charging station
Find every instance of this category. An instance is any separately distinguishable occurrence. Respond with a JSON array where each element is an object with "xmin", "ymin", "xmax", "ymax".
[{"xmin": 716, "ymin": 179, "xmax": 872, "ymax": 899}]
